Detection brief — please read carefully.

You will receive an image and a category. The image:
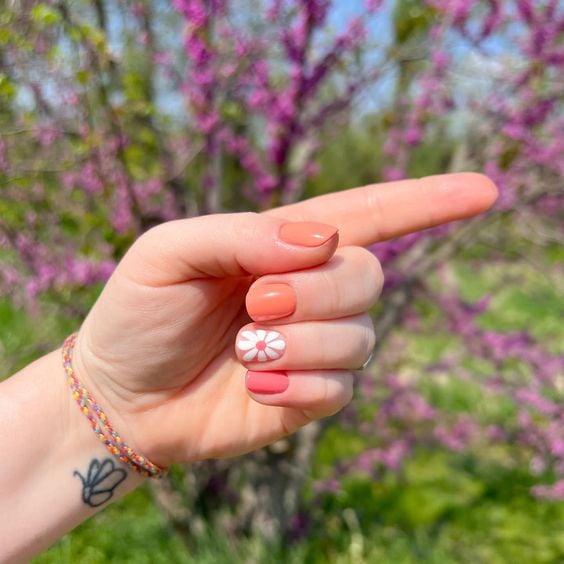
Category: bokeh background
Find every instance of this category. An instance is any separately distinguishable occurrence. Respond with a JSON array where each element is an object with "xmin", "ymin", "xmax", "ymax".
[{"xmin": 1, "ymin": 0, "xmax": 563, "ymax": 562}]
